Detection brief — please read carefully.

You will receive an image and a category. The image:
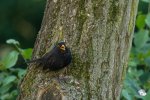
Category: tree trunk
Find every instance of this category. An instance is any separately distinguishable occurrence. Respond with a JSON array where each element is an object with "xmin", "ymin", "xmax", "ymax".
[{"xmin": 18, "ymin": 0, "xmax": 139, "ymax": 100}]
